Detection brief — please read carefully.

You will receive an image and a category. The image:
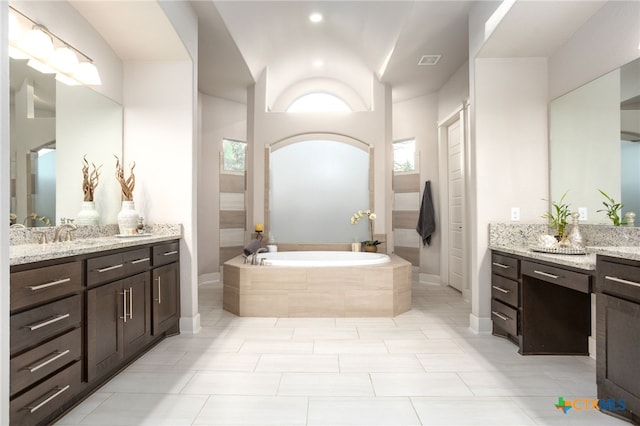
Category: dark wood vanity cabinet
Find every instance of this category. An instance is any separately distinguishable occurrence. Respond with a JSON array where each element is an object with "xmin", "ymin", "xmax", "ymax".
[
  {"xmin": 596, "ymin": 255, "xmax": 640, "ymax": 424},
  {"xmin": 9, "ymin": 239, "xmax": 180, "ymax": 426},
  {"xmin": 490, "ymin": 250, "xmax": 593, "ymax": 356},
  {"xmin": 9, "ymin": 261, "xmax": 83, "ymax": 426},
  {"xmin": 490, "ymin": 252, "xmax": 521, "ymax": 344}
]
